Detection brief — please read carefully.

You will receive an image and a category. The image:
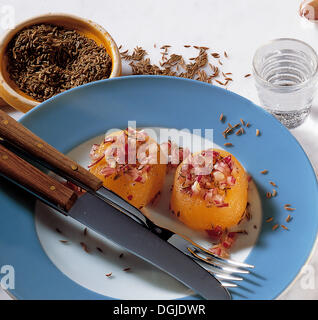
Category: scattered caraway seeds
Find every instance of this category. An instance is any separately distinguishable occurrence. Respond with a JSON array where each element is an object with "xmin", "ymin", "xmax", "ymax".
[
  {"xmin": 272, "ymin": 189, "xmax": 277, "ymax": 197},
  {"xmin": 266, "ymin": 192, "xmax": 272, "ymax": 199},
  {"xmin": 224, "ymin": 143, "xmax": 233, "ymax": 147},
  {"xmin": 123, "ymin": 268, "xmax": 131, "ymax": 272},
  {"xmin": 233, "ymin": 123, "xmax": 241, "ymax": 130},
  {"xmin": 80, "ymin": 242, "xmax": 89, "ymax": 253},
  {"xmin": 286, "ymin": 207, "xmax": 296, "ymax": 212},
  {"xmin": 119, "ymin": 253, "xmax": 124, "ymax": 259},
  {"xmin": 270, "ymin": 181, "xmax": 277, "ymax": 187},
  {"xmin": 272, "ymin": 224, "xmax": 279, "ymax": 231},
  {"xmin": 106, "ymin": 273, "xmax": 113, "ymax": 278},
  {"xmin": 224, "ymin": 51, "xmax": 228, "ymax": 58},
  {"xmin": 224, "ymin": 127, "xmax": 232, "ymax": 135},
  {"xmin": 266, "ymin": 217, "xmax": 273, "ymax": 223},
  {"xmin": 96, "ymin": 247, "xmax": 103, "ymax": 253},
  {"xmin": 286, "ymin": 215, "xmax": 292, "ymax": 223},
  {"xmin": 240, "ymin": 119, "xmax": 245, "ymax": 126},
  {"xmin": 260, "ymin": 170, "xmax": 268, "ymax": 175},
  {"xmin": 219, "ymin": 113, "xmax": 224, "ymax": 122},
  {"xmin": 59, "ymin": 240, "xmax": 69, "ymax": 244},
  {"xmin": 236, "ymin": 230, "xmax": 248, "ymax": 235},
  {"xmin": 245, "ymin": 74, "xmax": 252, "ymax": 78},
  {"xmin": 215, "ymin": 80, "xmax": 225, "ymax": 86},
  {"xmin": 211, "ymin": 53, "xmax": 220, "ymax": 58},
  {"xmin": 281, "ymin": 225, "xmax": 289, "ymax": 231},
  {"xmin": 84, "ymin": 228, "xmax": 88, "ymax": 236},
  {"xmin": 256, "ymin": 129, "xmax": 261, "ymax": 136},
  {"xmin": 121, "ymin": 45, "xmax": 231, "ymax": 85},
  {"xmin": 56, "ymin": 228, "xmax": 62, "ymax": 234}
]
